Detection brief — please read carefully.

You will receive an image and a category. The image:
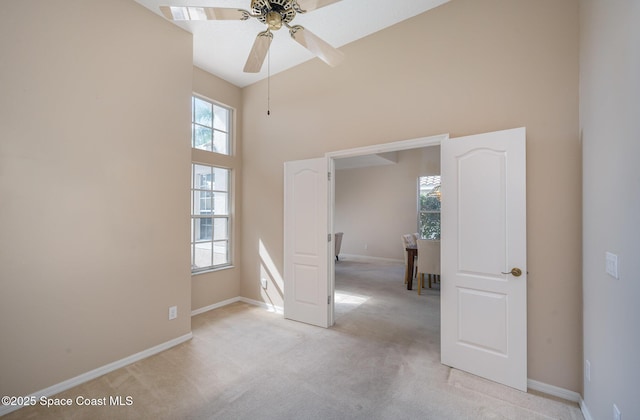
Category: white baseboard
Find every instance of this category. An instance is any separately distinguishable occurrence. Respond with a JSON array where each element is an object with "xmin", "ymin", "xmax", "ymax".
[
  {"xmin": 0, "ymin": 332, "xmax": 193, "ymax": 417},
  {"xmin": 528, "ymin": 379, "xmax": 593, "ymax": 419},
  {"xmin": 191, "ymin": 297, "xmax": 241, "ymax": 316},
  {"xmin": 193, "ymin": 296, "xmax": 284, "ymax": 314},
  {"xmin": 190, "ymin": 296, "xmax": 283, "ymax": 316},
  {"xmin": 527, "ymin": 378, "xmax": 581, "ymax": 402},
  {"xmin": 239, "ymin": 297, "xmax": 284, "ymax": 314},
  {"xmin": 339, "ymin": 254, "xmax": 404, "ymax": 264}
]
